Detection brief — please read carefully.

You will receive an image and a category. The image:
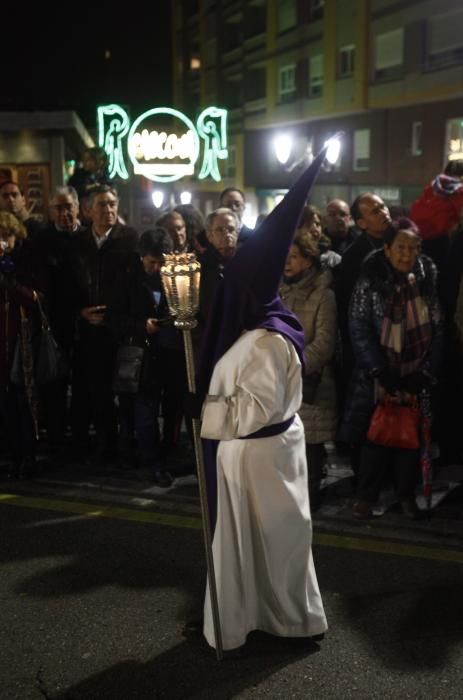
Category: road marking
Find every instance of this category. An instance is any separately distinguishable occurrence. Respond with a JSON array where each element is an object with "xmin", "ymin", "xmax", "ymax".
[
  {"xmin": 0, "ymin": 492, "xmax": 201, "ymax": 530},
  {"xmin": 314, "ymin": 532, "xmax": 463, "ymax": 564},
  {"xmin": 1, "ymin": 492, "xmax": 462, "ymax": 564}
]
